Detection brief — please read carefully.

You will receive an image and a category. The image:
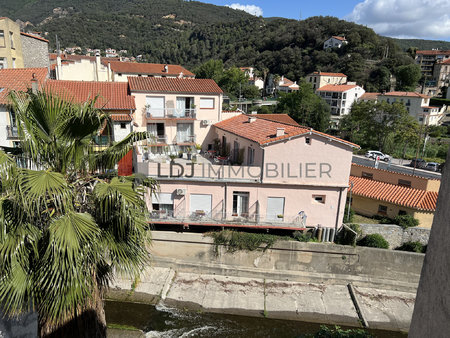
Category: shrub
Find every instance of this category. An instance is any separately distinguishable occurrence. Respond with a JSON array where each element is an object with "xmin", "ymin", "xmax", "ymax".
[
  {"xmin": 372, "ymin": 214, "xmax": 395, "ymax": 224},
  {"xmin": 293, "ymin": 229, "xmax": 317, "ymax": 242},
  {"xmin": 312, "ymin": 325, "xmax": 373, "ymax": 338},
  {"xmin": 396, "ymin": 241, "xmax": 426, "ymax": 253},
  {"xmin": 394, "ymin": 215, "xmax": 419, "ymax": 229},
  {"xmin": 336, "ymin": 224, "xmax": 361, "ymax": 246},
  {"xmin": 206, "ymin": 230, "xmax": 283, "ymax": 254},
  {"xmin": 343, "ymin": 205, "xmax": 355, "ymax": 223},
  {"xmin": 357, "ymin": 234, "xmax": 389, "ymax": 249}
]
